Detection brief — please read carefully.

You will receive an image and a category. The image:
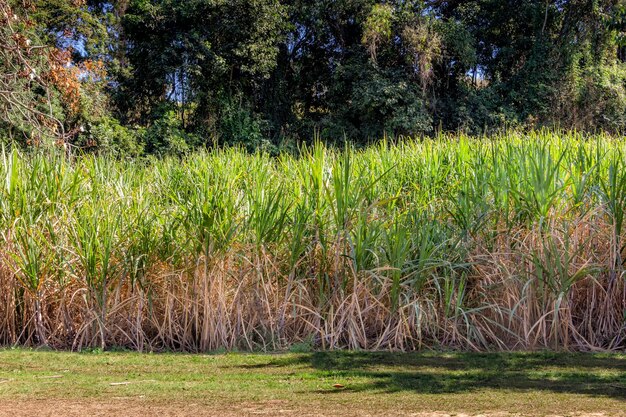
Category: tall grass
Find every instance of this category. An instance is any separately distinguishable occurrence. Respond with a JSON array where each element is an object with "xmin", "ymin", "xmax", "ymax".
[{"xmin": 0, "ymin": 130, "xmax": 625, "ymax": 351}]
